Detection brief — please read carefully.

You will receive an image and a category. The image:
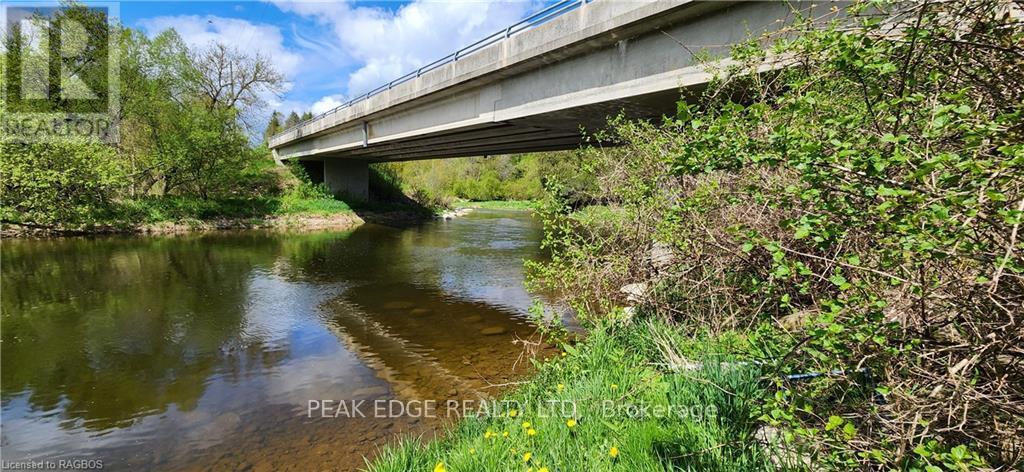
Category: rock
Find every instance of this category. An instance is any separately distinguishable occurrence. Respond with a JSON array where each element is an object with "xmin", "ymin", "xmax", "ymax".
[
  {"xmin": 649, "ymin": 242, "xmax": 675, "ymax": 271},
  {"xmin": 479, "ymin": 326, "xmax": 508, "ymax": 336},
  {"xmin": 410, "ymin": 308, "xmax": 431, "ymax": 316},
  {"xmin": 778, "ymin": 309, "xmax": 817, "ymax": 331},
  {"xmin": 620, "ymin": 282, "xmax": 648, "ymax": 303},
  {"xmin": 462, "ymin": 315, "xmax": 483, "ymax": 323},
  {"xmin": 439, "ymin": 208, "xmax": 473, "ymax": 220}
]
